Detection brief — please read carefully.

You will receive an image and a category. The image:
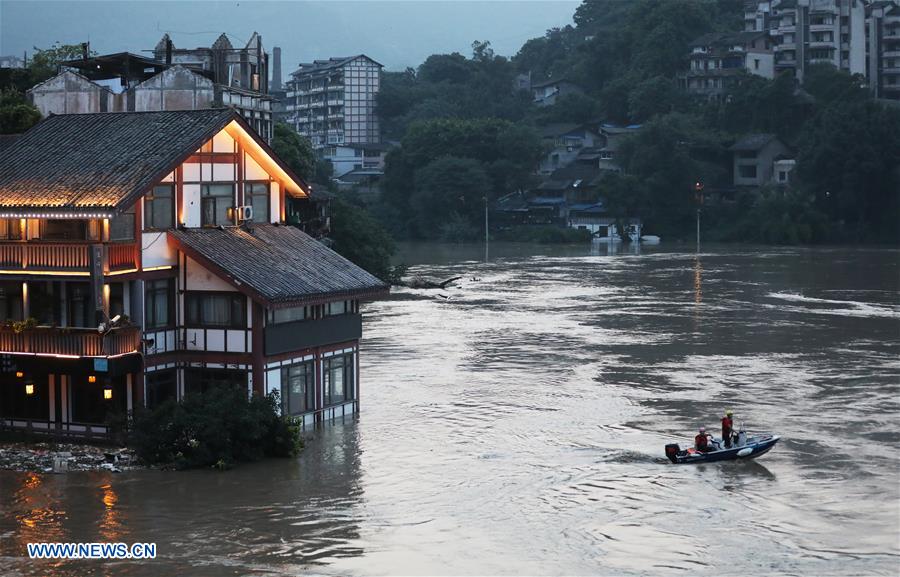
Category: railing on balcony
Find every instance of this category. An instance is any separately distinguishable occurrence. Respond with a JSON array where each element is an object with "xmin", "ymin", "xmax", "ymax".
[
  {"xmin": 0, "ymin": 326, "xmax": 141, "ymax": 357},
  {"xmin": 0, "ymin": 242, "xmax": 136, "ymax": 273}
]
